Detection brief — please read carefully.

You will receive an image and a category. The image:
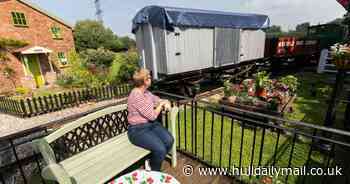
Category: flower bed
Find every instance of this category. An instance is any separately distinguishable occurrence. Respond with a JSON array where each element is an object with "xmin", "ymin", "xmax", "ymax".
[{"xmin": 219, "ymin": 72, "xmax": 298, "ymax": 116}]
